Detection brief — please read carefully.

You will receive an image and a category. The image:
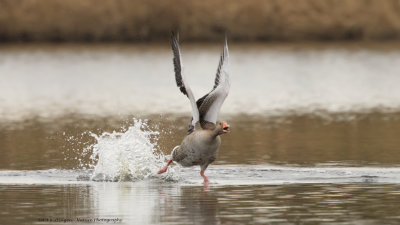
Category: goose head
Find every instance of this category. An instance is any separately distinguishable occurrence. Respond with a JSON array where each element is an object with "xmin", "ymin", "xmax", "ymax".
[{"xmin": 216, "ymin": 121, "xmax": 230, "ymax": 135}]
